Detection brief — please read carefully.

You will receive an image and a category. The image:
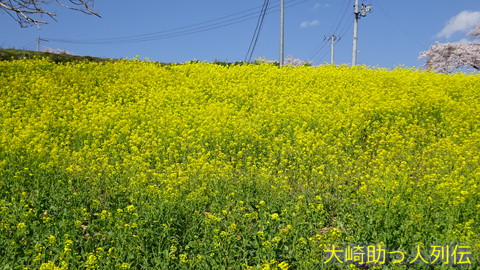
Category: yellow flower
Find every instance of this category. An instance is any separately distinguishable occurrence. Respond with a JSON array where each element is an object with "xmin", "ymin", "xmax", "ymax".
[
  {"xmin": 63, "ymin": 239, "xmax": 74, "ymax": 253},
  {"xmin": 39, "ymin": 261, "xmax": 62, "ymax": 270},
  {"xmin": 179, "ymin": 253, "xmax": 188, "ymax": 263},
  {"xmin": 48, "ymin": 235, "xmax": 56, "ymax": 246},
  {"xmin": 277, "ymin": 261, "xmax": 290, "ymax": 270},
  {"xmin": 16, "ymin": 222, "xmax": 27, "ymax": 230},
  {"xmin": 120, "ymin": 263, "xmax": 130, "ymax": 269},
  {"xmin": 85, "ymin": 253, "xmax": 97, "ymax": 269}
]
